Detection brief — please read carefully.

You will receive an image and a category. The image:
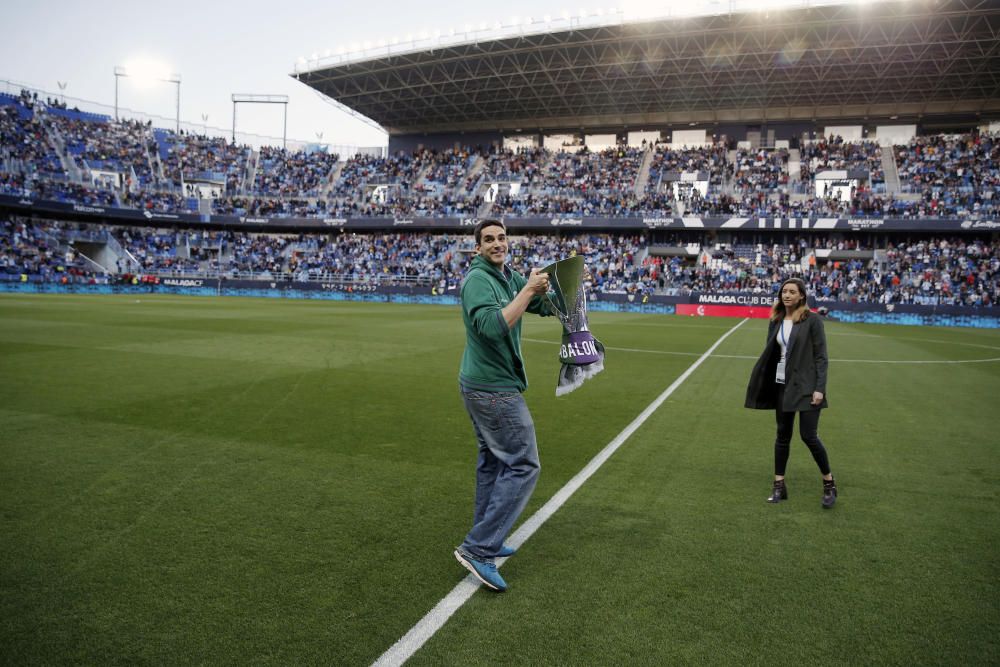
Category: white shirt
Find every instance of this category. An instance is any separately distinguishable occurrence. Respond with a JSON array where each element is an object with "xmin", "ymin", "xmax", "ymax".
[{"xmin": 775, "ymin": 319, "xmax": 793, "ymax": 384}]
